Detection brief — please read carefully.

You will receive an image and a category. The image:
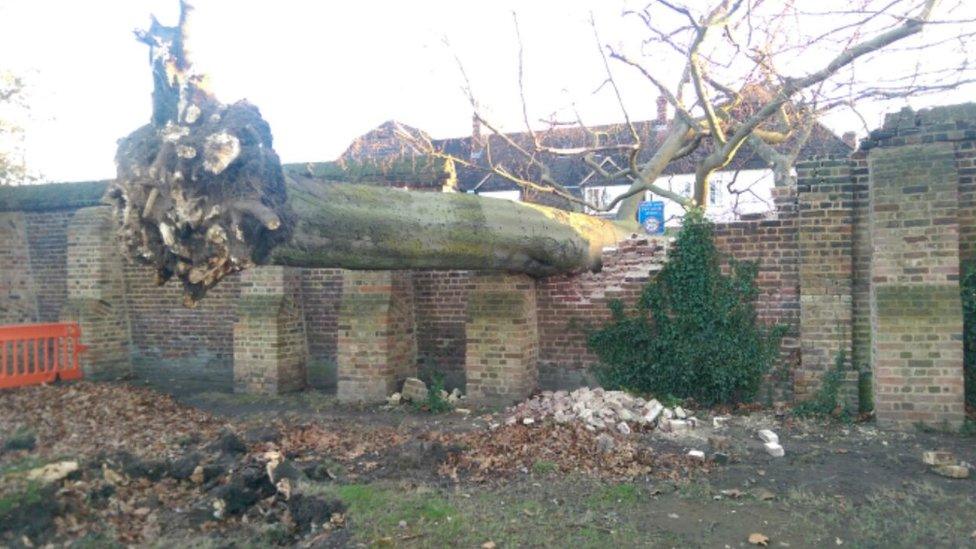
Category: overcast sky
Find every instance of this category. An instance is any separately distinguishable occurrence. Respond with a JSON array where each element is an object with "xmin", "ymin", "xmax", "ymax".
[{"xmin": 1, "ymin": 0, "xmax": 974, "ymax": 183}]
